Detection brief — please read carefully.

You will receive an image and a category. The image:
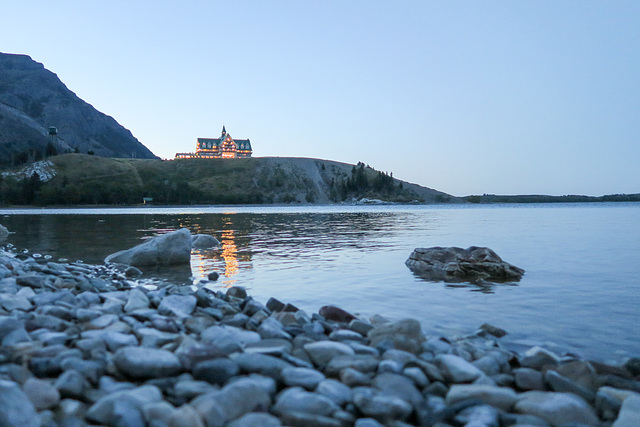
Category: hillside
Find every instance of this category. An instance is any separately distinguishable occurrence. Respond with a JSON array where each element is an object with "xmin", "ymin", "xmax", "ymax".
[
  {"xmin": 0, "ymin": 52, "xmax": 157, "ymax": 164},
  {"xmin": 0, "ymin": 154, "xmax": 462, "ymax": 205}
]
